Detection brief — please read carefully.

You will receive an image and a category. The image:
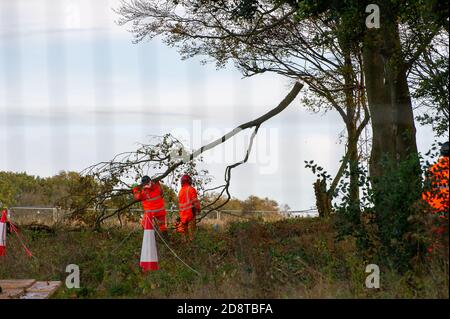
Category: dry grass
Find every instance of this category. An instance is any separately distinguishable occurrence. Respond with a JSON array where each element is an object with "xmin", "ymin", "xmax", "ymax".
[{"xmin": 0, "ymin": 218, "xmax": 447, "ymax": 299}]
